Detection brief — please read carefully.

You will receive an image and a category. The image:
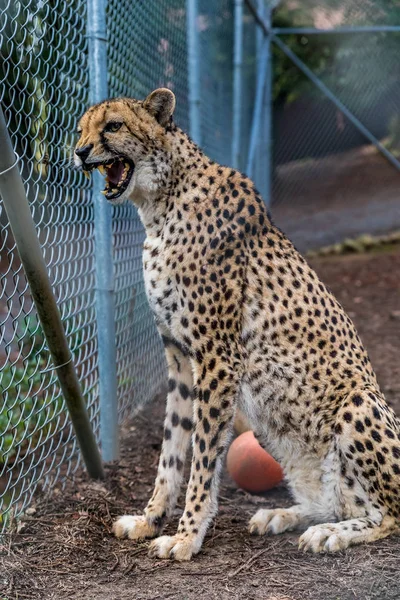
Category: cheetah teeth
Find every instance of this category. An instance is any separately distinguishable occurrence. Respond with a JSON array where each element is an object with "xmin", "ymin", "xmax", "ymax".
[{"xmin": 120, "ymin": 163, "xmax": 129, "ymax": 181}]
